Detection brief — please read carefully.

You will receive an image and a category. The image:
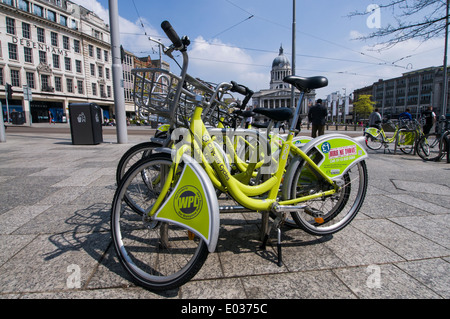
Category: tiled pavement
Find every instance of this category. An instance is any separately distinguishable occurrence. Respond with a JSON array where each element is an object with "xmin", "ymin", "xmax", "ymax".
[{"xmin": 0, "ymin": 126, "xmax": 449, "ymax": 300}]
